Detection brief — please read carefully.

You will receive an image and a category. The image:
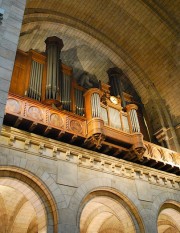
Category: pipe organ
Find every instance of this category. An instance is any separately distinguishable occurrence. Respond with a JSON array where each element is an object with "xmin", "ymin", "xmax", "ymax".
[{"xmin": 7, "ymin": 36, "xmax": 147, "ymax": 160}]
